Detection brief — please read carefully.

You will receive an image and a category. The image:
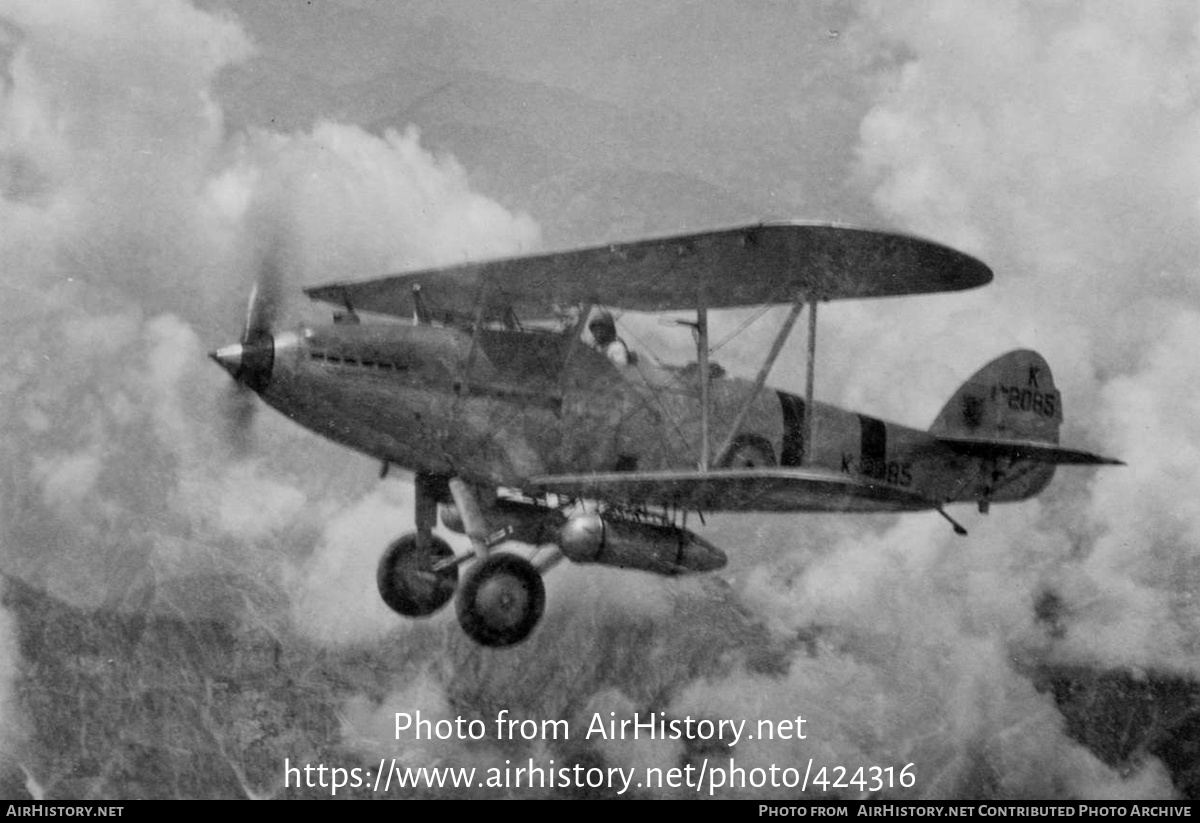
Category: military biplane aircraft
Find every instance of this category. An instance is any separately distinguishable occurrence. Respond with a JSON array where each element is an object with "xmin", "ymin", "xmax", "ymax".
[{"xmin": 211, "ymin": 222, "xmax": 1121, "ymax": 647}]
